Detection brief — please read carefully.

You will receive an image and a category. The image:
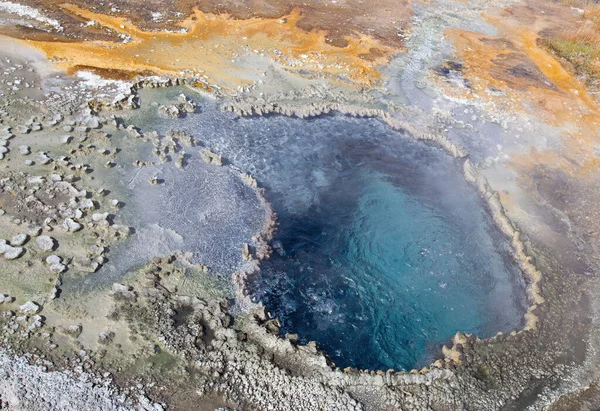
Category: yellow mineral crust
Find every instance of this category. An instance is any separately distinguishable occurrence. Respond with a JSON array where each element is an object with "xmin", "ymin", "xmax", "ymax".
[
  {"xmin": 444, "ymin": 27, "xmax": 599, "ymax": 125},
  {"xmin": 24, "ymin": 4, "xmax": 398, "ymax": 90},
  {"xmin": 441, "ymin": 14, "xmax": 600, "ymax": 178}
]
